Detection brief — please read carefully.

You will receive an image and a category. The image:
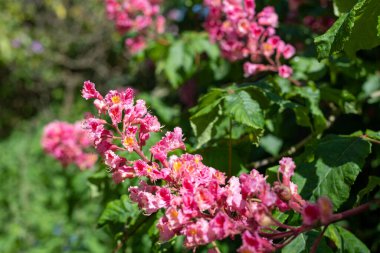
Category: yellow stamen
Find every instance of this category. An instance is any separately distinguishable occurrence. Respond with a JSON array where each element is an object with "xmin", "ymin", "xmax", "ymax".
[{"xmin": 111, "ymin": 95, "xmax": 121, "ymax": 104}]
